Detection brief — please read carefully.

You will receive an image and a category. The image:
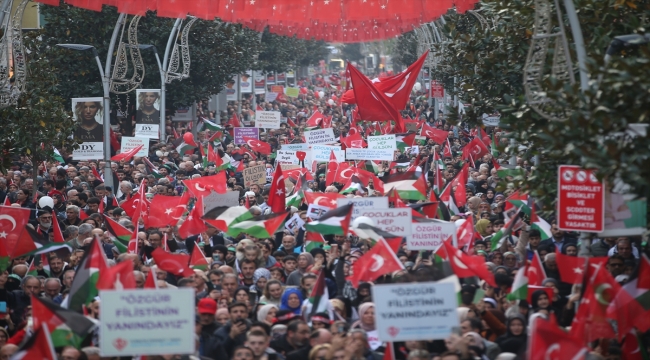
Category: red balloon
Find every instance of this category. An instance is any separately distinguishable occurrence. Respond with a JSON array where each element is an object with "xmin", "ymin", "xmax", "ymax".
[
  {"xmin": 300, "ymin": 87, "xmax": 308, "ymax": 94},
  {"xmin": 183, "ymin": 132, "xmax": 197, "ymax": 147},
  {"xmin": 331, "ymin": 95, "xmax": 338, "ymax": 100}
]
